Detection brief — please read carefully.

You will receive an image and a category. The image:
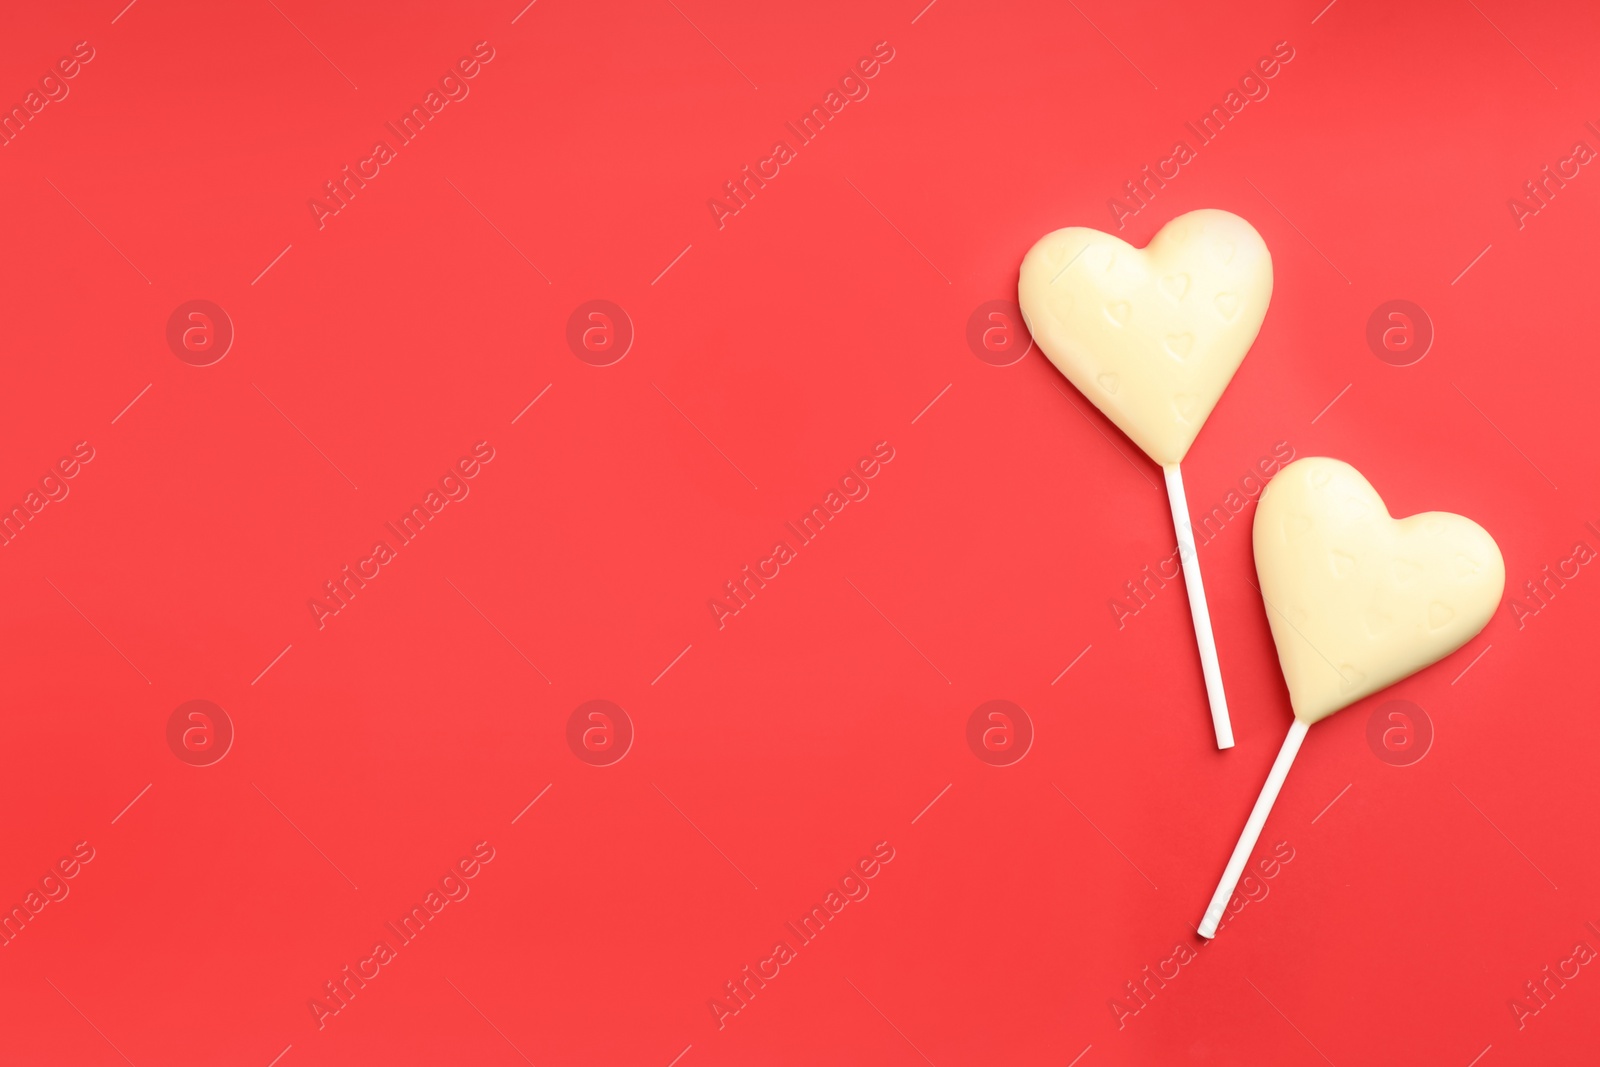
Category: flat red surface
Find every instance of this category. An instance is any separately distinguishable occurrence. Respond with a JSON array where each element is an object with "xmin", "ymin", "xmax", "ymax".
[{"xmin": 2, "ymin": 1, "xmax": 1597, "ymax": 1064}]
